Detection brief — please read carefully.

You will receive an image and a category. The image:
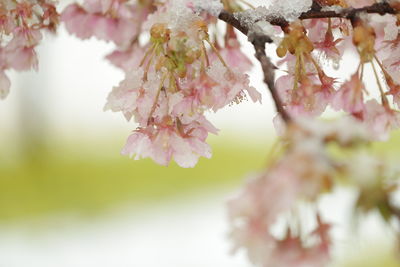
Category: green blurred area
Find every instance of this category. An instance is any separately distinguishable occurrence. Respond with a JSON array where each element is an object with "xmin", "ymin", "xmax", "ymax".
[
  {"xmin": 0, "ymin": 136, "xmax": 270, "ymax": 222},
  {"xmin": 2, "ymin": 131, "xmax": 400, "ymax": 266},
  {"xmin": 335, "ymin": 243, "xmax": 400, "ymax": 267},
  {"xmin": 1, "ymin": 130, "xmax": 400, "ymax": 223}
]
